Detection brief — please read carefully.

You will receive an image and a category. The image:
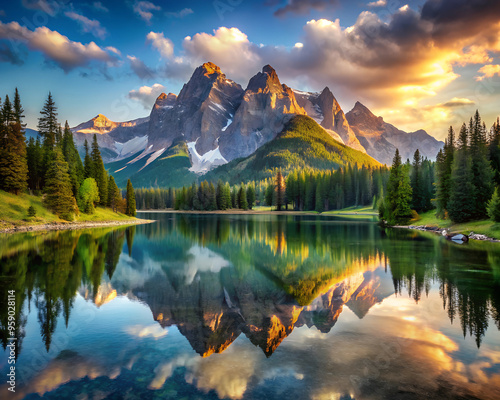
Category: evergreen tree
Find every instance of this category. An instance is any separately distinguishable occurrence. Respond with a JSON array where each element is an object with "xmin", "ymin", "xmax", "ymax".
[
  {"xmin": 0, "ymin": 120, "xmax": 28, "ymax": 194},
  {"xmin": 223, "ymin": 182, "xmax": 232, "ymax": 209},
  {"xmin": 125, "ymin": 179, "xmax": 136, "ymax": 216},
  {"xmin": 448, "ymin": 124, "xmax": 476, "ymax": 223},
  {"xmin": 469, "ymin": 111, "xmax": 493, "ymax": 219},
  {"xmin": 44, "ymin": 148, "xmax": 77, "ymax": 220},
  {"xmin": 275, "ymin": 169, "xmax": 285, "ymax": 211},
  {"xmin": 238, "ymin": 184, "xmax": 248, "ymax": 210},
  {"xmin": 107, "ymin": 176, "xmax": 121, "ymax": 212},
  {"xmin": 487, "ymin": 188, "xmax": 500, "ymax": 222},
  {"xmin": 216, "ymin": 180, "xmax": 226, "ymax": 210},
  {"xmin": 246, "ymin": 182, "xmax": 256, "ymax": 210},
  {"xmin": 489, "ymin": 118, "xmax": 500, "ymax": 186},
  {"xmin": 90, "ymin": 134, "xmax": 108, "ymax": 206},
  {"xmin": 83, "ymin": 139, "xmax": 93, "ymax": 179},
  {"xmin": 411, "ymin": 149, "xmax": 424, "ymax": 212},
  {"xmin": 384, "ymin": 149, "xmax": 413, "ymax": 224},
  {"xmin": 62, "ymin": 121, "xmax": 84, "ymax": 196},
  {"xmin": 26, "ymin": 137, "xmax": 43, "ymax": 192},
  {"xmin": 13, "ymin": 88, "xmax": 25, "ymax": 127},
  {"xmin": 2, "ymin": 95, "xmax": 14, "ymax": 125},
  {"xmin": 435, "ymin": 127, "xmax": 455, "ymax": 218},
  {"xmin": 38, "ymin": 92, "xmax": 58, "ymax": 149},
  {"xmin": 208, "ymin": 182, "xmax": 217, "ymax": 211}
]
